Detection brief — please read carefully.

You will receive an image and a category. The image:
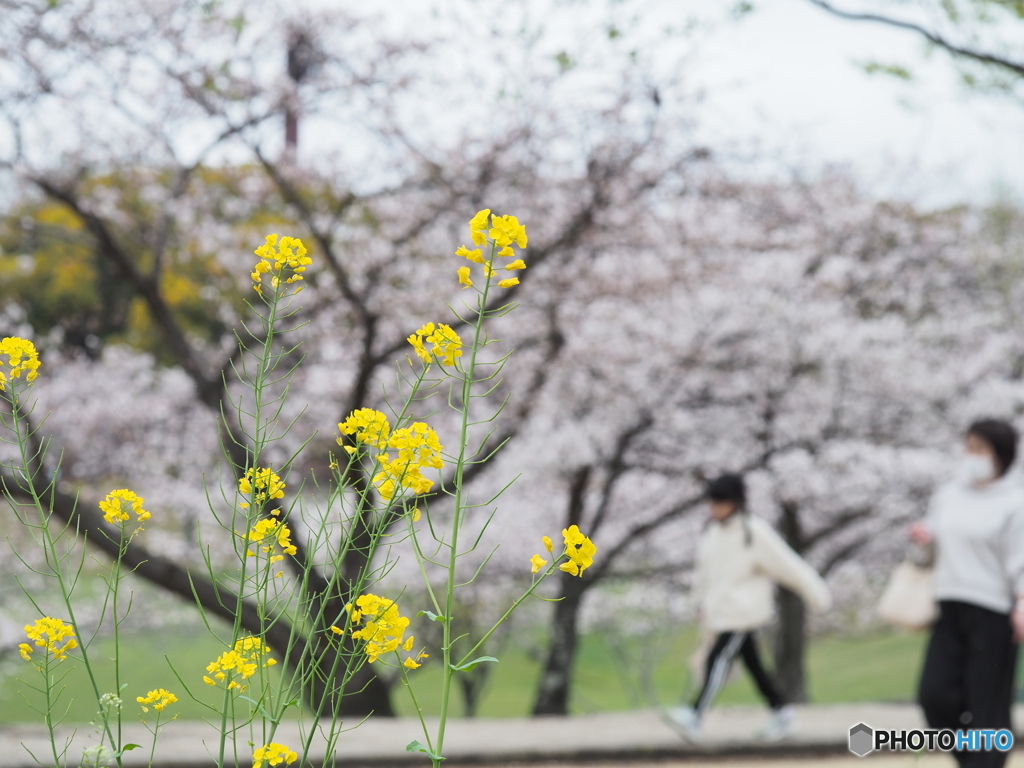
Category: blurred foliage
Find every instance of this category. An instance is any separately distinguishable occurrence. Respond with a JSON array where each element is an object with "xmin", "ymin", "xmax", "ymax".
[{"xmin": 0, "ymin": 166, "xmax": 292, "ymax": 364}]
